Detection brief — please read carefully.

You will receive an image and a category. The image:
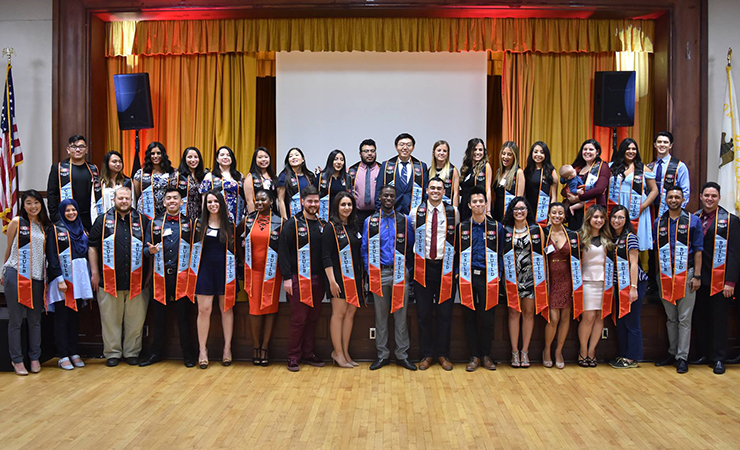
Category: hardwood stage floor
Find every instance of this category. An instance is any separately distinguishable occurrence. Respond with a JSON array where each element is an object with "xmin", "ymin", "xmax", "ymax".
[{"xmin": 1, "ymin": 359, "xmax": 740, "ymax": 449}]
